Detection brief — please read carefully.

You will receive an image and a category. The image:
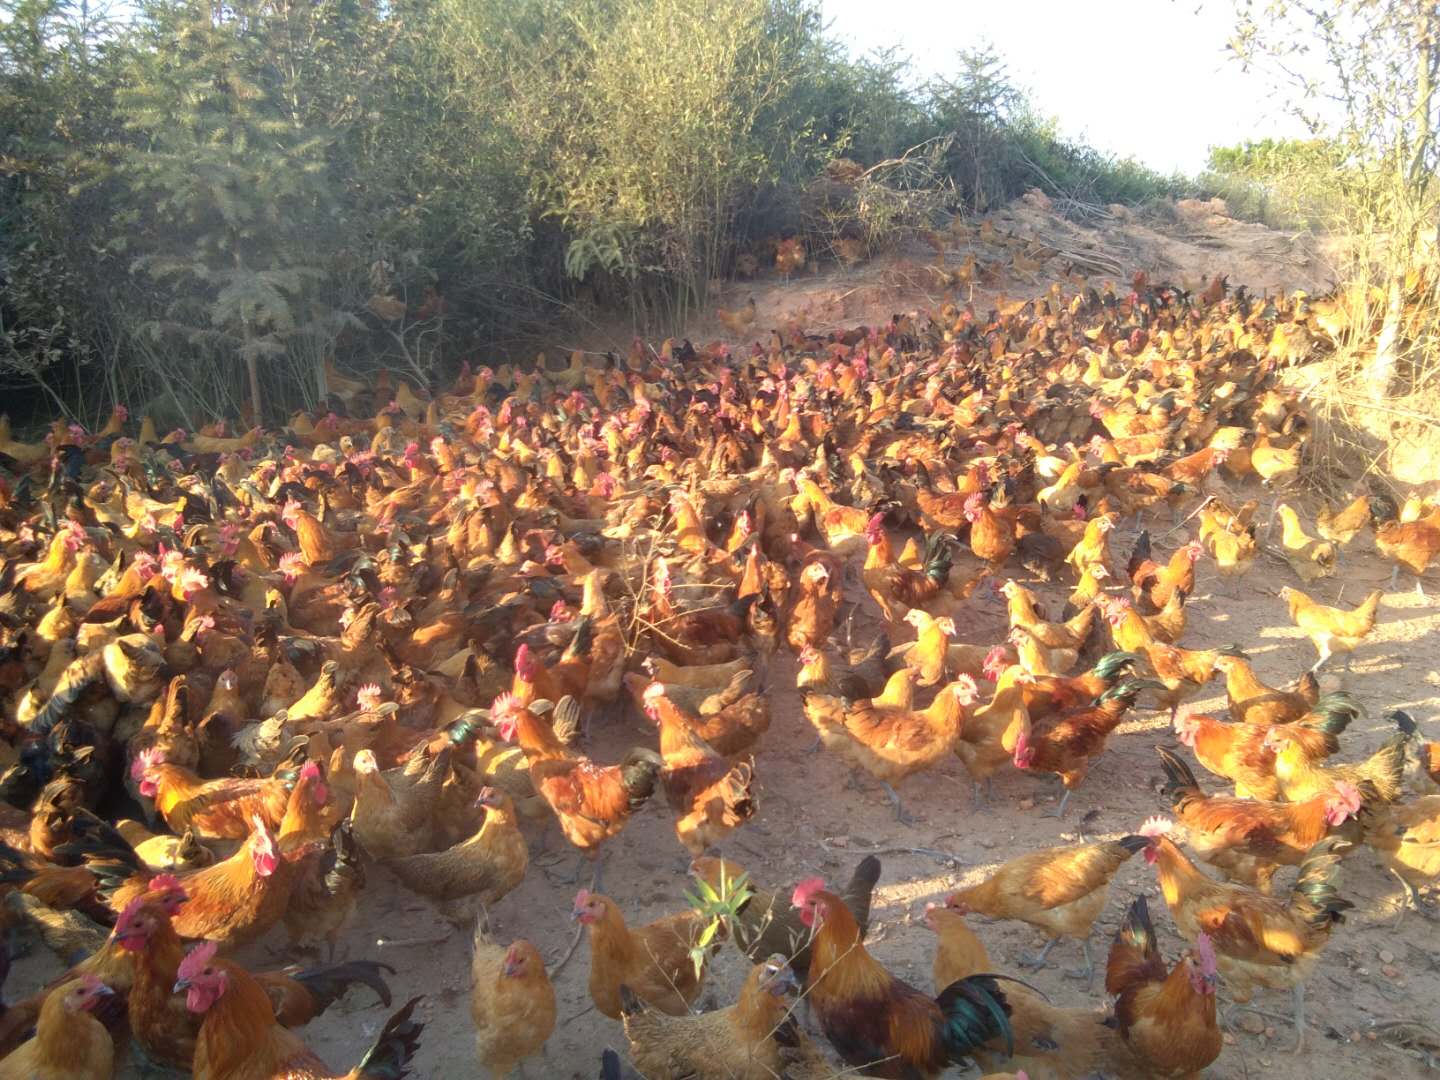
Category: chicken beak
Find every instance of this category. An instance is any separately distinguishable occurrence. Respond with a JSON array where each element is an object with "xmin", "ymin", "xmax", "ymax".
[
  {"xmin": 172, "ymin": 978, "xmax": 190, "ymax": 993},
  {"xmin": 94, "ymin": 982, "xmax": 116, "ymax": 997}
]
